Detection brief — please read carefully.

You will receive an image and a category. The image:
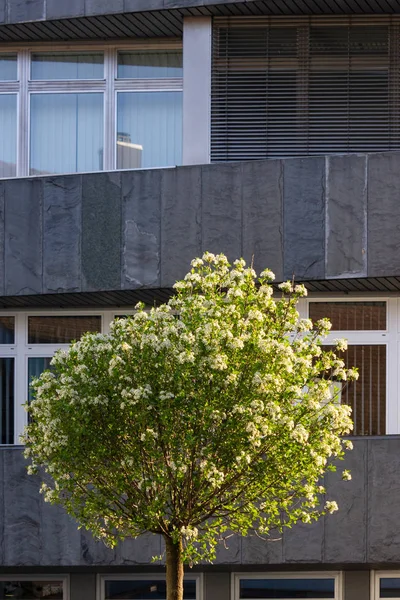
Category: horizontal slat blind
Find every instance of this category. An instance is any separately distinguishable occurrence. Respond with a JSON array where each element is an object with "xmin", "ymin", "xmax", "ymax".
[{"xmin": 211, "ymin": 17, "xmax": 400, "ymax": 161}]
